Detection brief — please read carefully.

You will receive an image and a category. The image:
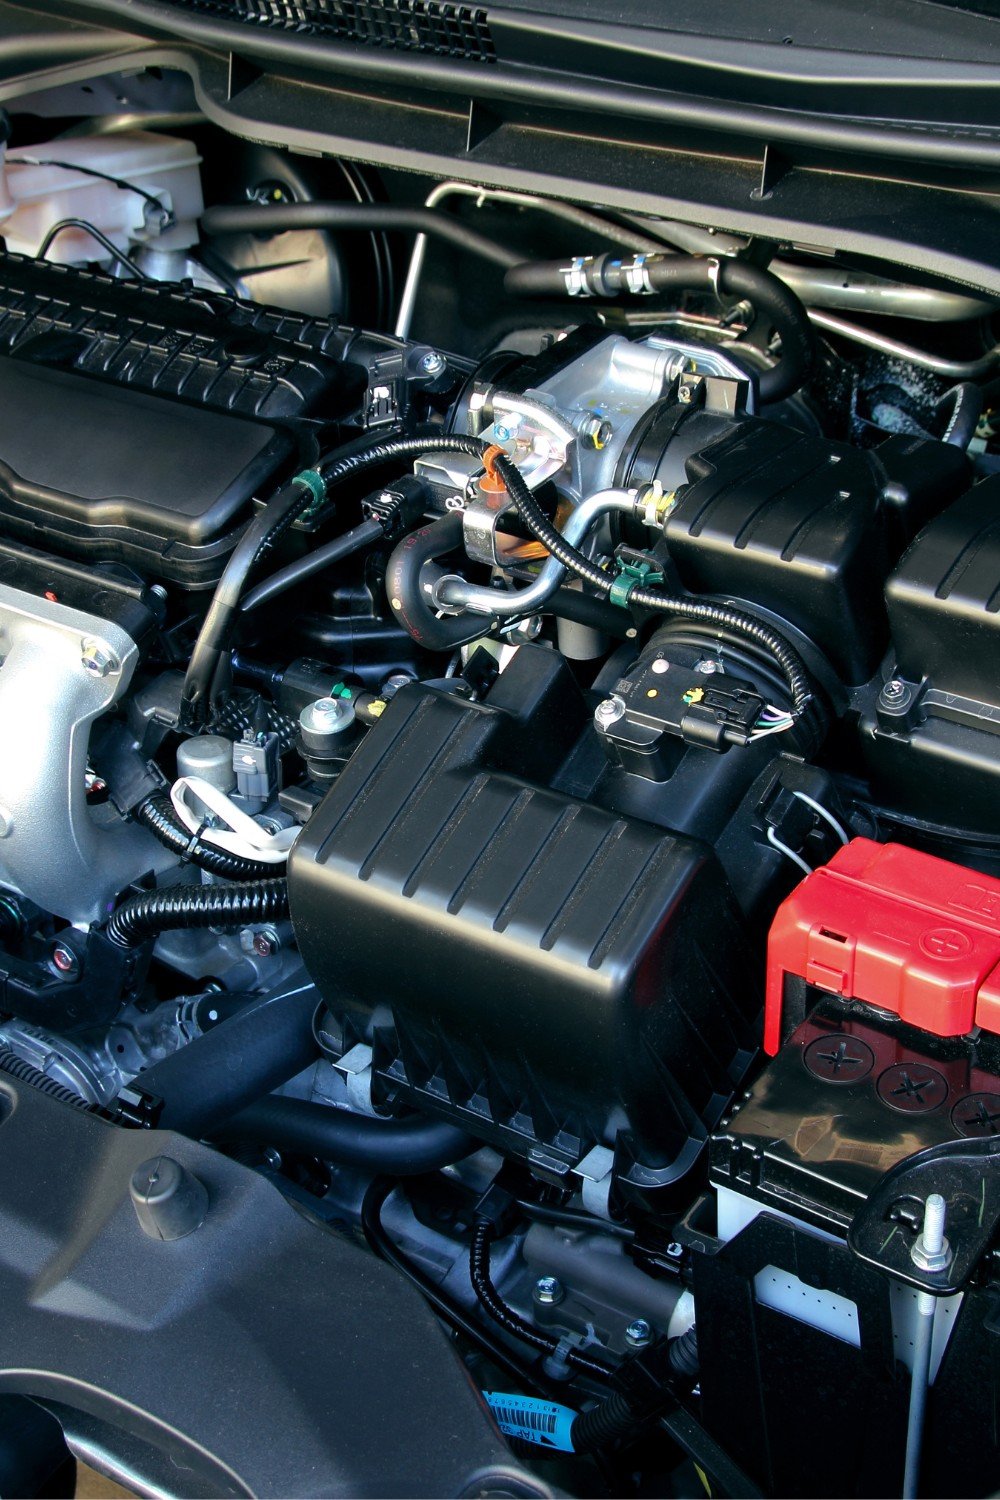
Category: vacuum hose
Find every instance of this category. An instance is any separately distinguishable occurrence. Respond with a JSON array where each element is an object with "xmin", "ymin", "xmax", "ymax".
[{"xmin": 504, "ymin": 252, "xmax": 815, "ymax": 404}]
